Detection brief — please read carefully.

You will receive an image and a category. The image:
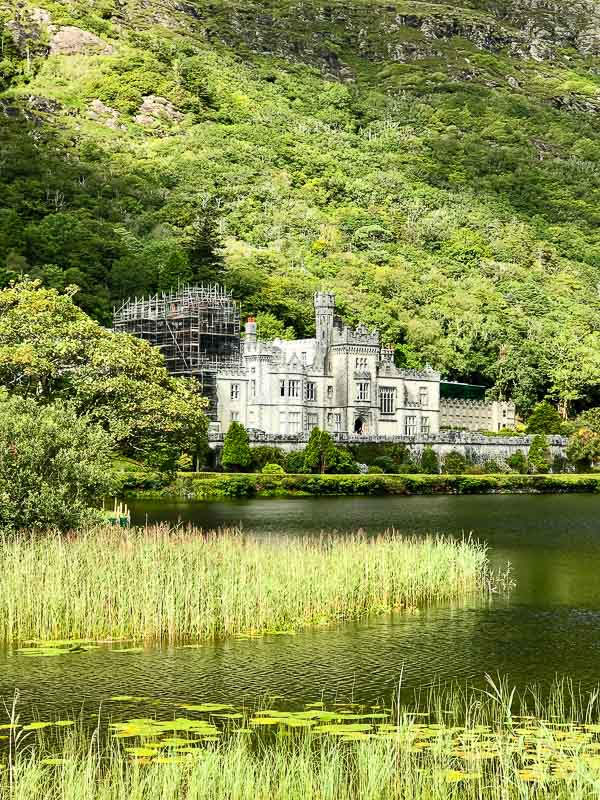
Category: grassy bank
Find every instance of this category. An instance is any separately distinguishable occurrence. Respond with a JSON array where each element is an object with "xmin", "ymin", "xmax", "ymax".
[
  {"xmin": 0, "ymin": 526, "xmax": 496, "ymax": 644},
  {"xmin": 5, "ymin": 680, "xmax": 600, "ymax": 798},
  {"xmin": 118, "ymin": 471, "xmax": 600, "ymax": 500}
]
